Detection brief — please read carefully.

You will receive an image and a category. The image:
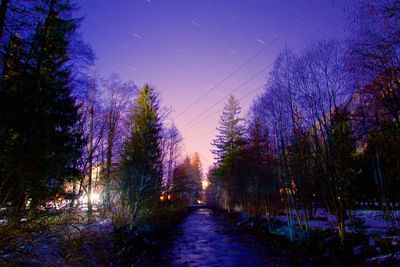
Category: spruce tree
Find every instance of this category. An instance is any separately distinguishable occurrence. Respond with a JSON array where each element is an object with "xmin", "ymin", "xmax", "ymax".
[
  {"xmin": 211, "ymin": 95, "xmax": 244, "ymax": 163},
  {"xmin": 243, "ymin": 116, "xmax": 274, "ymax": 219},
  {"xmin": 191, "ymin": 152, "xmax": 203, "ymax": 201},
  {"xmin": 0, "ymin": 35, "xmax": 29, "ymax": 215},
  {"xmin": 211, "ymin": 95, "xmax": 244, "ymax": 211},
  {"xmin": 171, "ymin": 157, "xmax": 197, "ymax": 205},
  {"xmin": 0, "ymin": 0, "xmax": 84, "ymax": 215},
  {"xmin": 120, "ymin": 84, "xmax": 163, "ymax": 224}
]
